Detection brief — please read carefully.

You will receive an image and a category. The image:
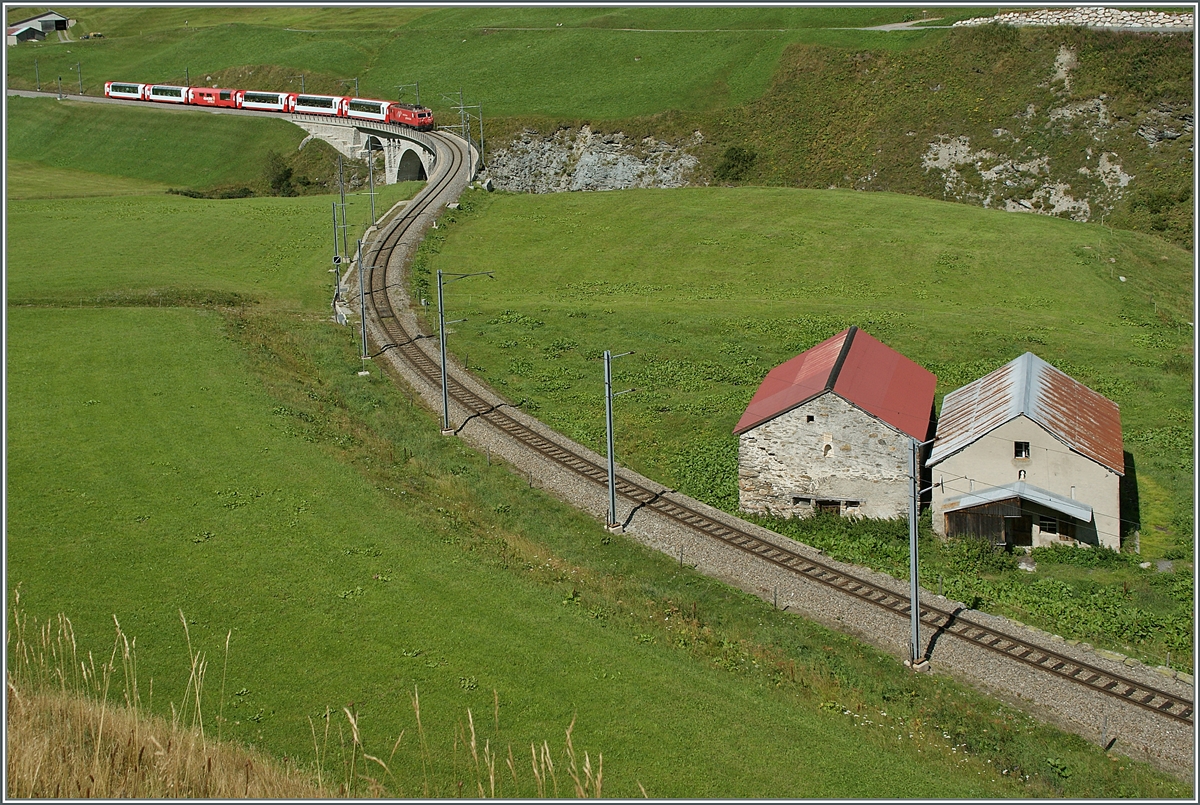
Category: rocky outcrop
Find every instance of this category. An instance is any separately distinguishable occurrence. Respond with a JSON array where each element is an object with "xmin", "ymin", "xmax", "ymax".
[
  {"xmin": 920, "ymin": 44, "xmax": 1189, "ymax": 224},
  {"xmin": 954, "ymin": 7, "xmax": 1193, "ymax": 30},
  {"xmin": 483, "ymin": 126, "xmax": 703, "ymax": 193}
]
